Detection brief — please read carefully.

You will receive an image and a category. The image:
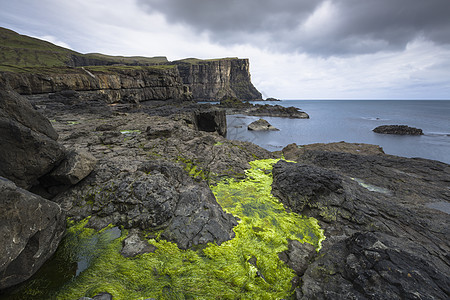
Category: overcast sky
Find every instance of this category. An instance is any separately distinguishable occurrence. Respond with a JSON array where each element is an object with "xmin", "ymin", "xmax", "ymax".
[{"xmin": 1, "ymin": 0, "xmax": 450, "ymax": 99}]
